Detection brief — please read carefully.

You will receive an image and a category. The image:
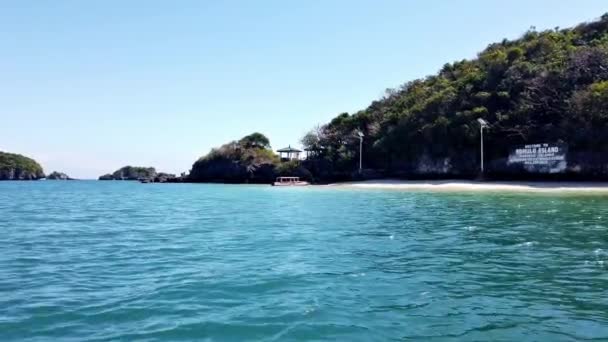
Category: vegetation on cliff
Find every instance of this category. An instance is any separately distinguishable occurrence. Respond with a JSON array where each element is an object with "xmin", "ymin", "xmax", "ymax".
[
  {"xmin": 189, "ymin": 133, "xmax": 283, "ymax": 183},
  {"xmin": 302, "ymin": 14, "xmax": 608, "ymax": 179},
  {"xmin": 99, "ymin": 166, "xmax": 157, "ymax": 180},
  {"xmin": 0, "ymin": 151, "xmax": 45, "ymax": 180}
]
